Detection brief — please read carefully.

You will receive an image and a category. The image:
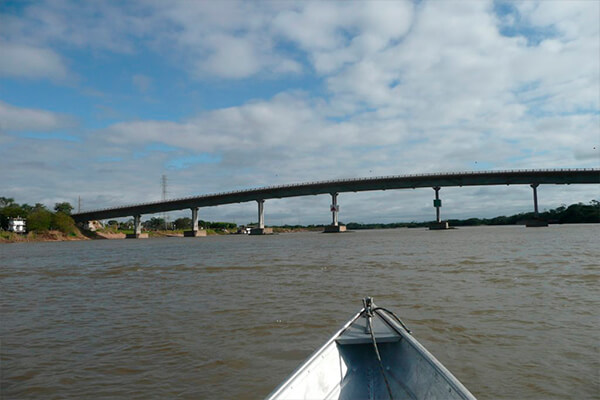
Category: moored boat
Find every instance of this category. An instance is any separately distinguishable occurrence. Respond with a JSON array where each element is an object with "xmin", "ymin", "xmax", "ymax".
[{"xmin": 266, "ymin": 298, "xmax": 476, "ymax": 400}]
